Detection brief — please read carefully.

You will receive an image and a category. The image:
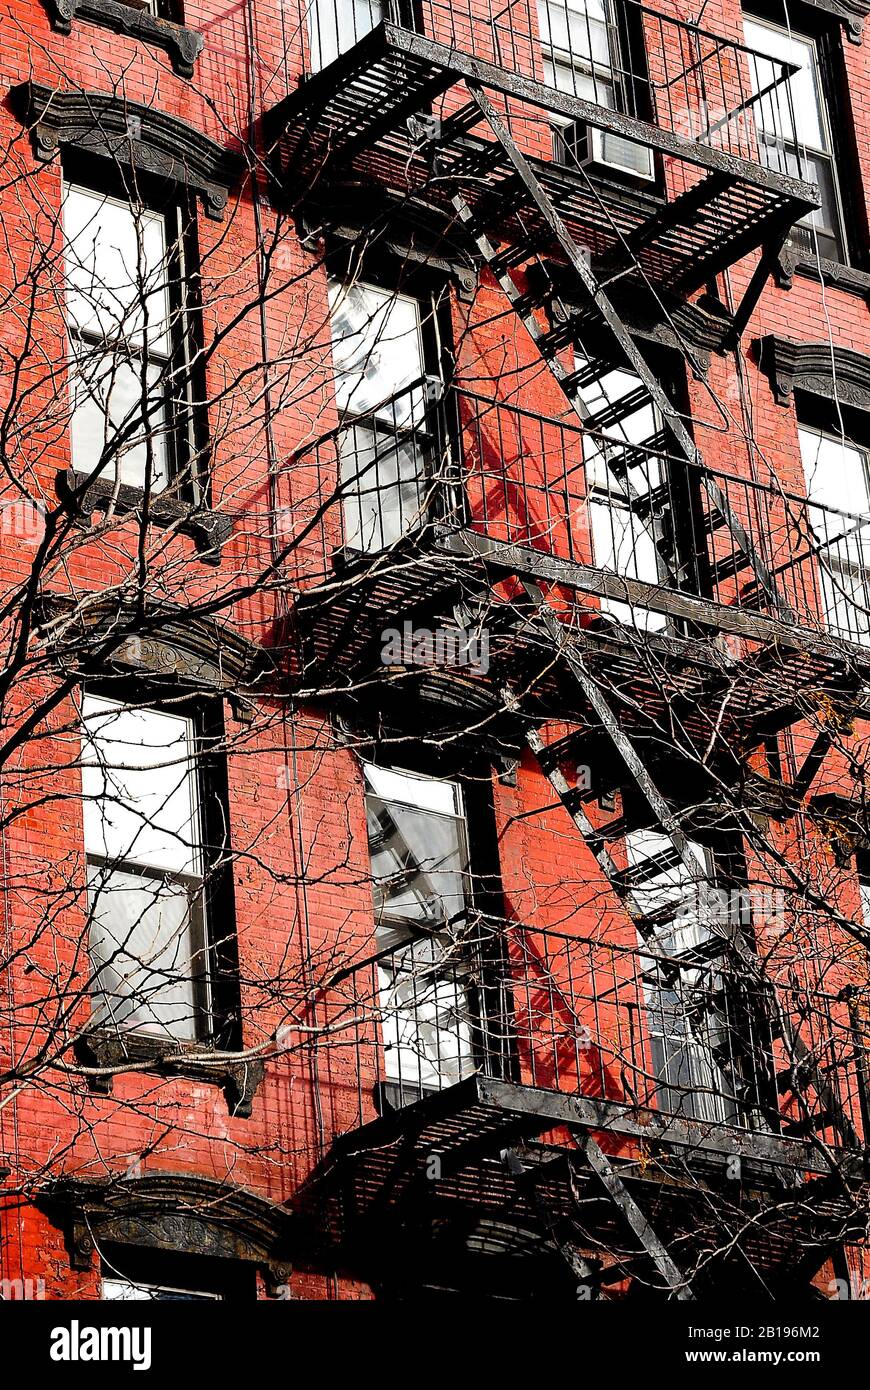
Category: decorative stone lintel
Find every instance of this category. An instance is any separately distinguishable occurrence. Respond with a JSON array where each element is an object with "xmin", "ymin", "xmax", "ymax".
[
  {"xmin": 58, "ymin": 468, "xmax": 233, "ymax": 564},
  {"xmin": 42, "ymin": 1173, "xmax": 294, "ymax": 1291},
  {"xmin": 10, "ymin": 83, "xmax": 242, "ymax": 220},
  {"xmin": 801, "ymin": 0, "xmax": 868, "ymax": 43},
  {"xmin": 74, "ymin": 1031, "xmax": 266, "ymax": 1118},
  {"xmin": 755, "ymin": 334, "xmax": 870, "ymax": 410},
  {"xmin": 773, "ymin": 245, "xmax": 870, "ymax": 302},
  {"xmin": 36, "ymin": 589, "xmax": 271, "ymax": 708},
  {"xmin": 44, "ymin": 0, "xmax": 204, "ymax": 77}
]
